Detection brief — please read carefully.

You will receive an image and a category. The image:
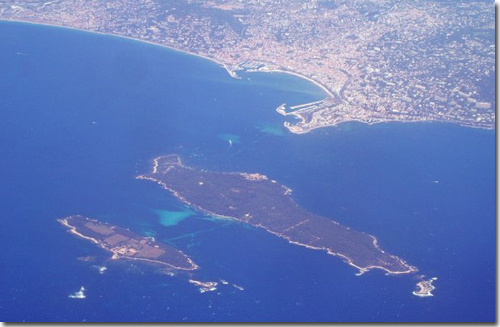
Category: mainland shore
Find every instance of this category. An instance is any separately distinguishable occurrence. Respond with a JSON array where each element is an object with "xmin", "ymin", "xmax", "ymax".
[{"xmin": 0, "ymin": 18, "xmax": 331, "ymax": 99}]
